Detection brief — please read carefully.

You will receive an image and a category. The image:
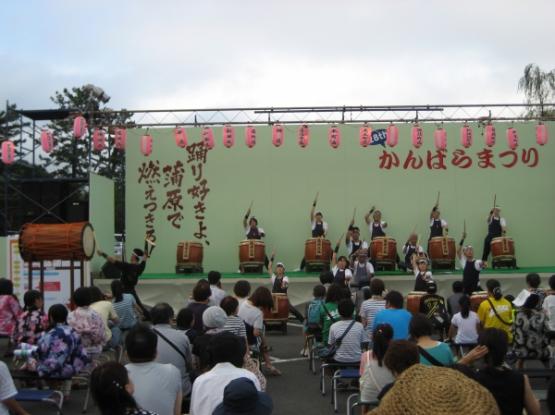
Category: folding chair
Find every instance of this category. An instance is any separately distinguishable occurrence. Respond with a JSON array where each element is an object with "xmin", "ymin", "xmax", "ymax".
[
  {"xmin": 331, "ymin": 368, "xmax": 360, "ymax": 412},
  {"xmin": 306, "ymin": 335, "xmax": 318, "ymax": 374},
  {"xmin": 319, "ymin": 362, "xmax": 359, "ymax": 396},
  {"xmin": 346, "ymin": 393, "xmax": 379, "ymax": 415},
  {"xmin": 15, "ymin": 389, "xmax": 64, "ymax": 415}
]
